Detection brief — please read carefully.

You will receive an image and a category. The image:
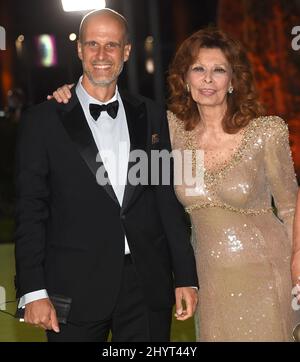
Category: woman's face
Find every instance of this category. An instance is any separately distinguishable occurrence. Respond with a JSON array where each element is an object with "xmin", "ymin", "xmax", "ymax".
[{"xmin": 186, "ymin": 47, "xmax": 232, "ymax": 108}]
